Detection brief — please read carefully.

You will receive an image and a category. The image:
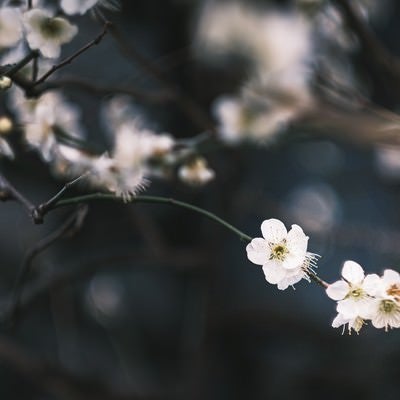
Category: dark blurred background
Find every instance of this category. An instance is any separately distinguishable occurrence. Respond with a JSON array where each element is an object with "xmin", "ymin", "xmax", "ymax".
[{"xmin": 2, "ymin": 0, "xmax": 400, "ymax": 399}]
